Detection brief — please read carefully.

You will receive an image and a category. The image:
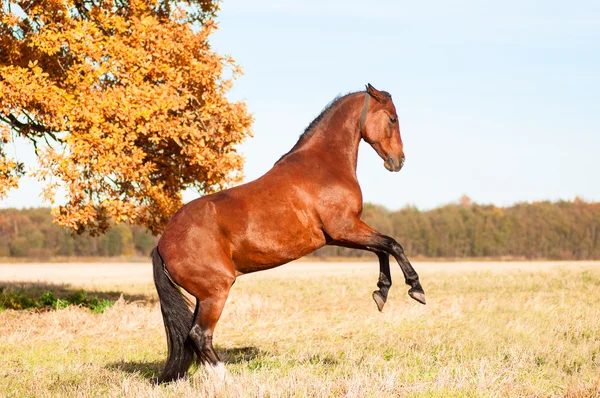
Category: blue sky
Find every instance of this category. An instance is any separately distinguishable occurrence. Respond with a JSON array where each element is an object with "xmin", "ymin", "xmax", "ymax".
[{"xmin": 2, "ymin": 0, "xmax": 599, "ymax": 210}]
